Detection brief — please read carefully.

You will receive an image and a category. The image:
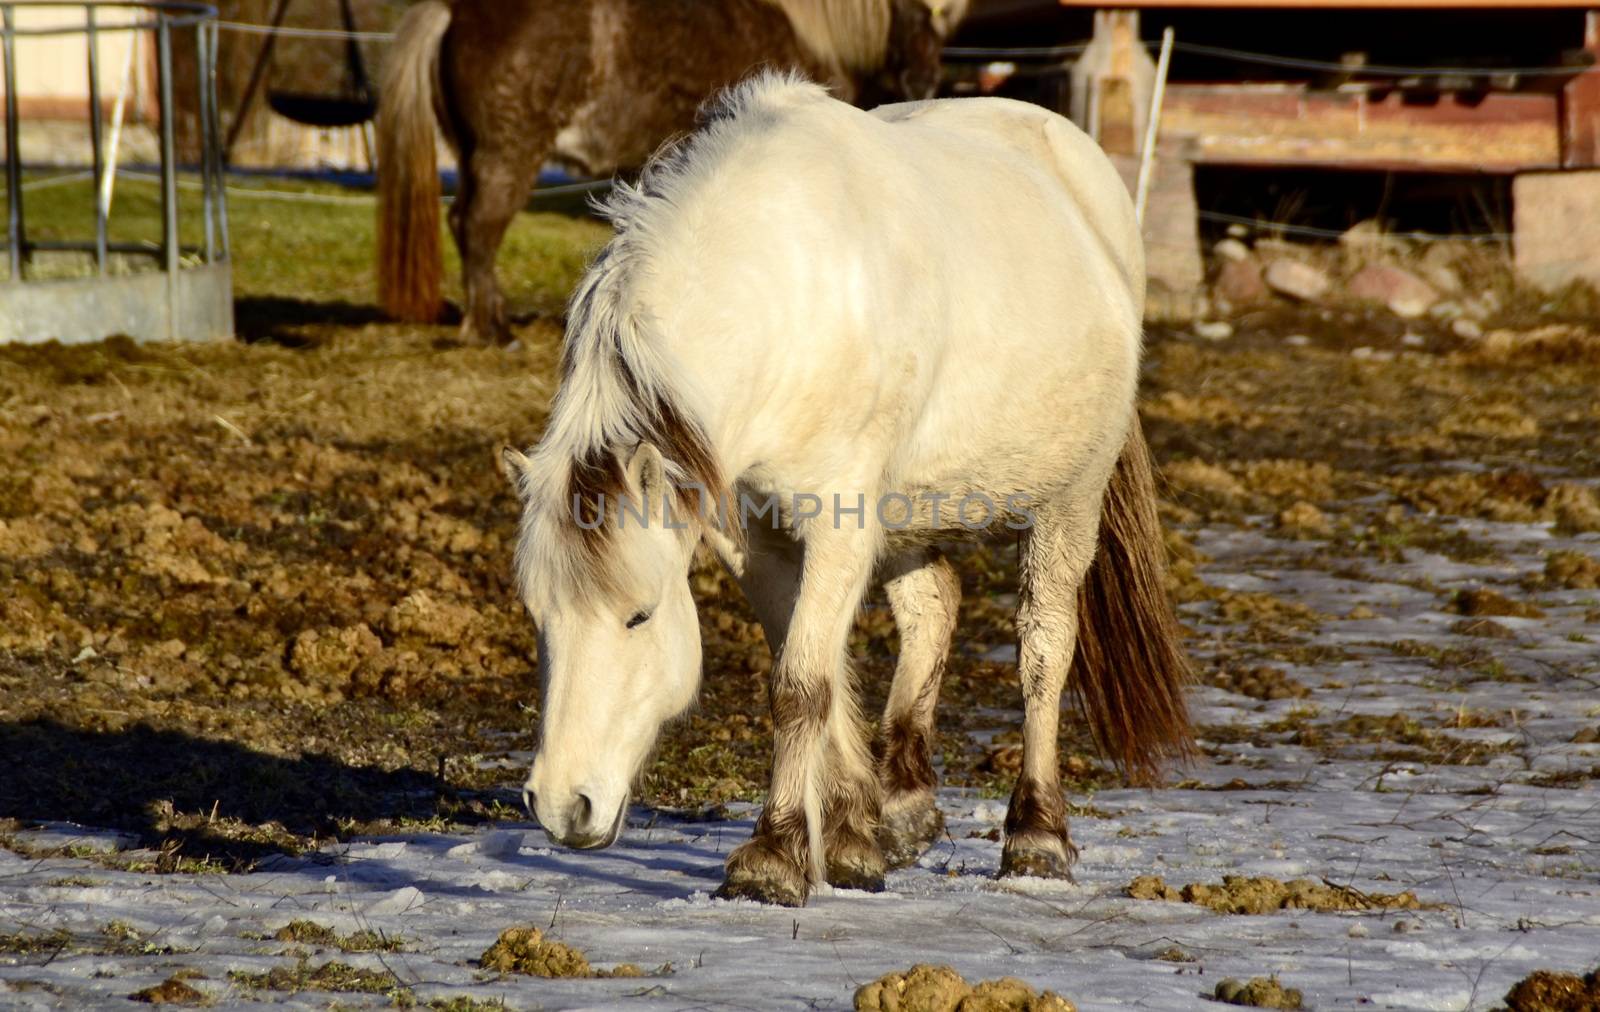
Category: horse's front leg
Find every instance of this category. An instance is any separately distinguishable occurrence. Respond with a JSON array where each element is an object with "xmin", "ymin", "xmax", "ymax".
[
  {"xmin": 453, "ymin": 144, "xmax": 543, "ymax": 344},
  {"xmin": 717, "ymin": 525, "xmax": 882, "ymax": 906}
]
